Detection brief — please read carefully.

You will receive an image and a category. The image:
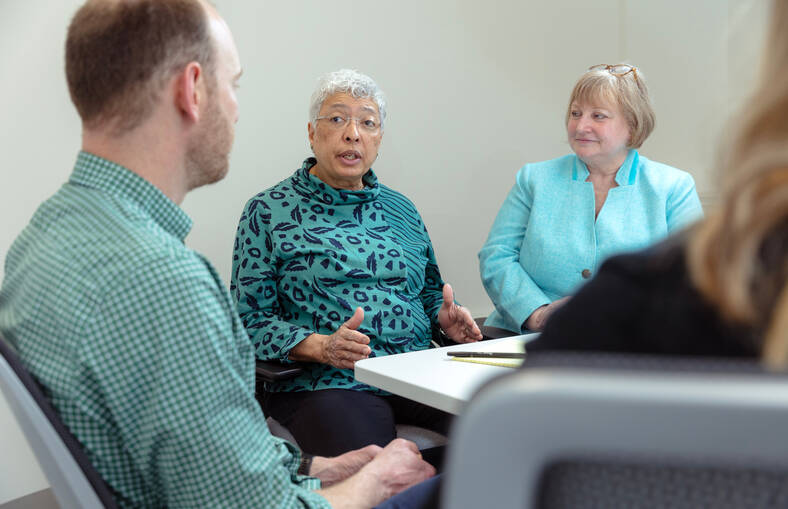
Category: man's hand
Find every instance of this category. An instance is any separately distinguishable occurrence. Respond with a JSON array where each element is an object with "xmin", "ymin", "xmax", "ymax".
[
  {"xmin": 437, "ymin": 283, "xmax": 482, "ymax": 343},
  {"xmin": 289, "ymin": 307, "xmax": 371, "ymax": 369},
  {"xmin": 524, "ymin": 296, "xmax": 570, "ymax": 331},
  {"xmin": 317, "ymin": 439, "xmax": 435, "ymax": 508},
  {"xmin": 360, "ymin": 439, "xmax": 436, "ymax": 501},
  {"xmin": 309, "ymin": 445, "xmax": 381, "ymax": 487}
]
